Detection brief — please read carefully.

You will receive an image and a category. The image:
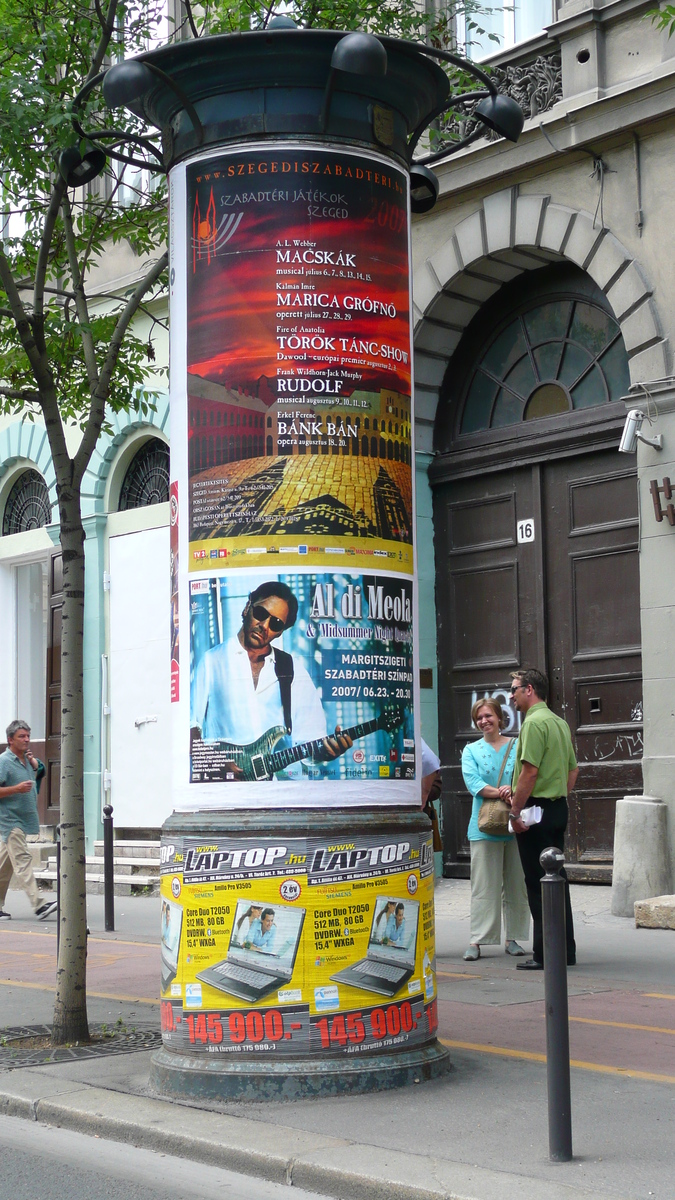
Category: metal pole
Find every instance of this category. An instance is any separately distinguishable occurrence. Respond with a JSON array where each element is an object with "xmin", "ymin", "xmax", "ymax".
[
  {"xmin": 55, "ymin": 825, "xmax": 61, "ymax": 958},
  {"xmin": 103, "ymin": 803, "xmax": 115, "ymax": 932},
  {"xmin": 541, "ymin": 846, "xmax": 573, "ymax": 1162}
]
